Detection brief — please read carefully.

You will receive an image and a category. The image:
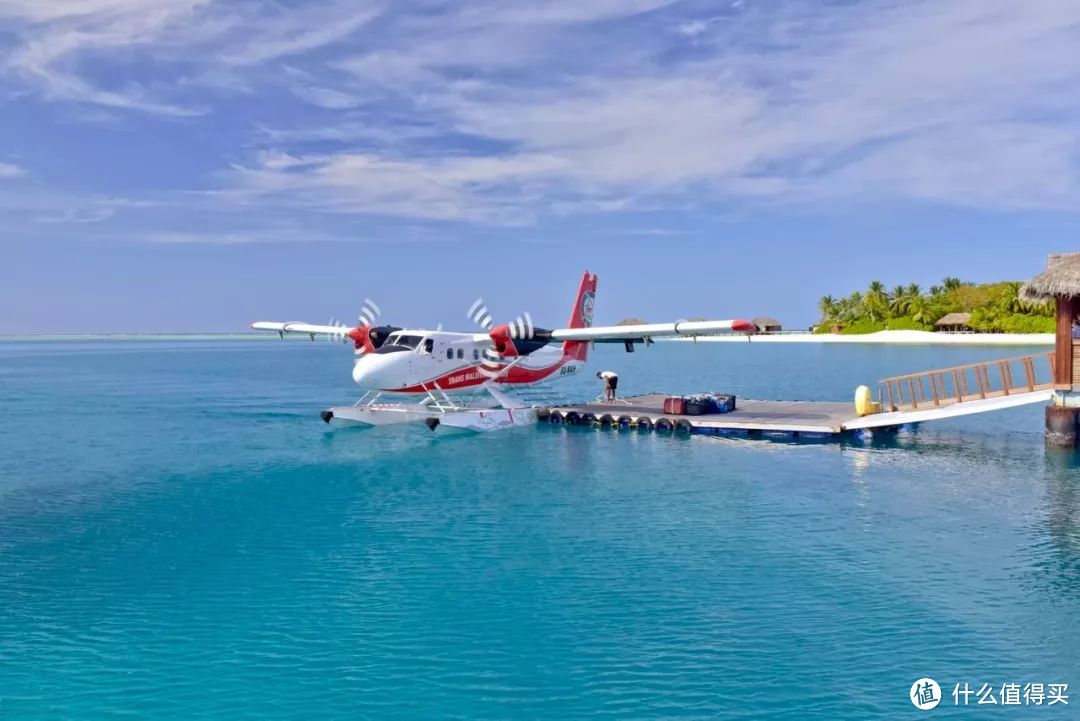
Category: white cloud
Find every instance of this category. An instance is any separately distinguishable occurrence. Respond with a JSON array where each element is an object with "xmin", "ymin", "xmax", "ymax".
[
  {"xmin": 0, "ymin": 161, "xmax": 25, "ymax": 178},
  {"xmin": 34, "ymin": 207, "xmax": 115, "ymax": 223},
  {"xmin": 217, "ymin": 6, "xmax": 379, "ymax": 67},
  {"xmin": 290, "ymin": 84, "xmax": 361, "ymax": 110},
  {"xmin": 5, "ymin": 0, "xmax": 1080, "ymax": 231},
  {"xmin": 212, "ymin": 0, "xmax": 1080, "ymax": 221},
  {"xmin": 221, "ymin": 149, "xmax": 571, "ymax": 223},
  {"xmin": 677, "ymin": 19, "xmax": 711, "ymax": 37},
  {"xmin": 141, "ymin": 225, "xmax": 353, "ymax": 244},
  {"xmin": 0, "ymin": 0, "xmax": 379, "ymax": 114}
]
